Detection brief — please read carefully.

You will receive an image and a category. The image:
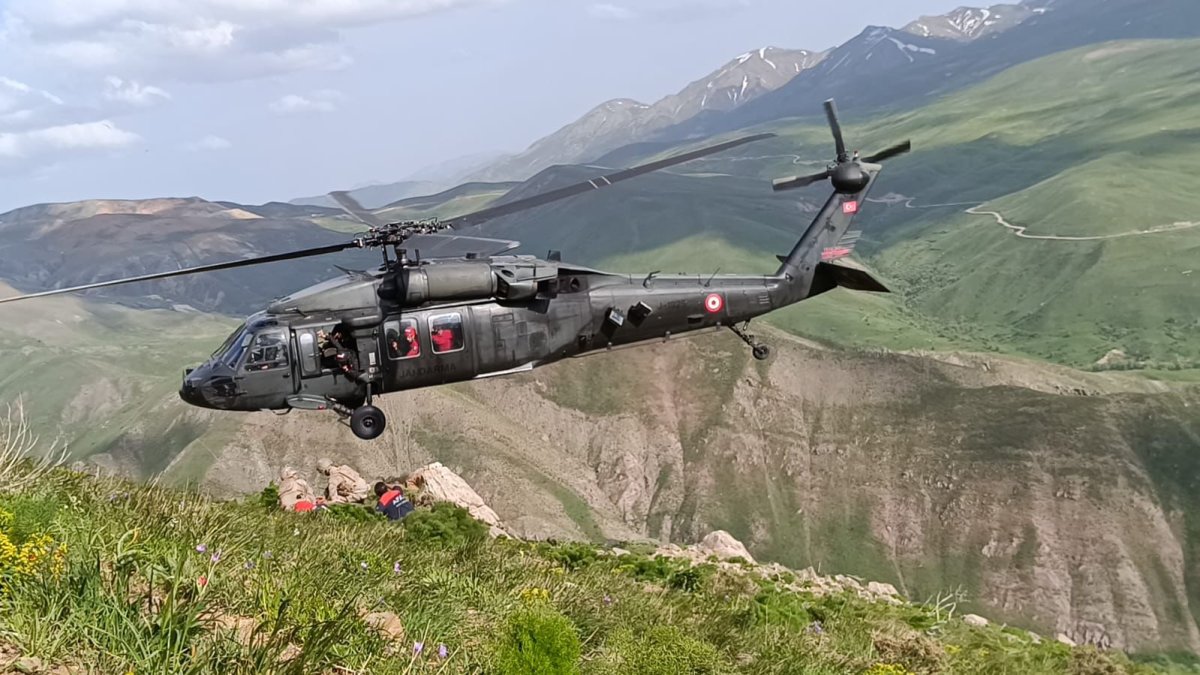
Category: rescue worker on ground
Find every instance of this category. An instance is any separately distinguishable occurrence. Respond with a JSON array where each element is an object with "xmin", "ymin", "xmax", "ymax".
[
  {"xmin": 317, "ymin": 458, "xmax": 371, "ymax": 504},
  {"xmin": 277, "ymin": 466, "xmax": 316, "ymax": 512},
  {"xmin": 374, "ymin": 481, "xmax": 415, "ymax": 521}
]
